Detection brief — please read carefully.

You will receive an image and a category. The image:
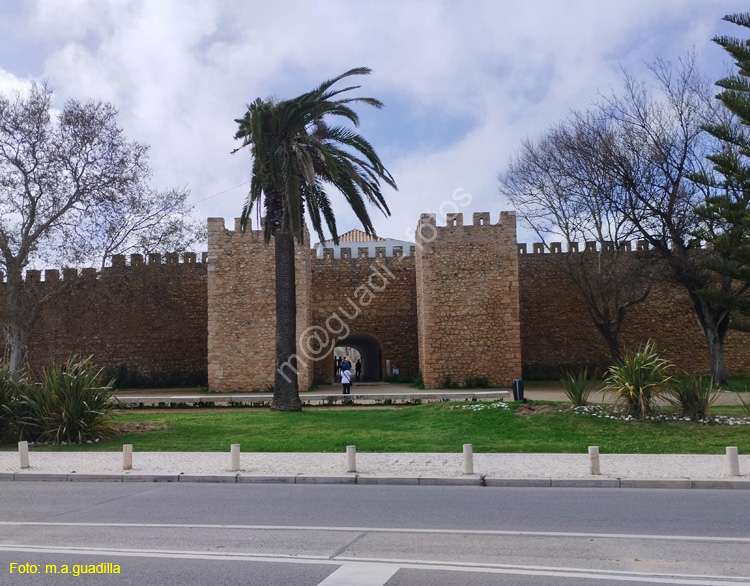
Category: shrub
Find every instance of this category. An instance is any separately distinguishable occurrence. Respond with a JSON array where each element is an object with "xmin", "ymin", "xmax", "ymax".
[
  {"xmin": 665, "ymin": 375, "xmax": 719, "ymax": 420},
  {"xmin": 383, "ymin": 372, "xmax": 421, "ymax": 385},
  {"xmin": 464, "ymin": 376, "xmax": 490, "ymax": 389},
  {"xmin": 439, "ymin": 375, "xmax": 460, "ymax": 389},
  {"xmin": 602, "ymin": 341, "xmax": 672, "ymax": 419},
  {"xmin": 0, "ymin": 364, "xmax": 20, "ymax": 442},
  {"xmin": 15, "ymin": 356, "xmax": 117, "ymax": 444},
  {"xmin": 562, "ymin": 369, "xmax": 594, "ymax": 407},
  {"xmin": 102, "ymin": 364, "xmax": 208, "ymax": 389}
]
